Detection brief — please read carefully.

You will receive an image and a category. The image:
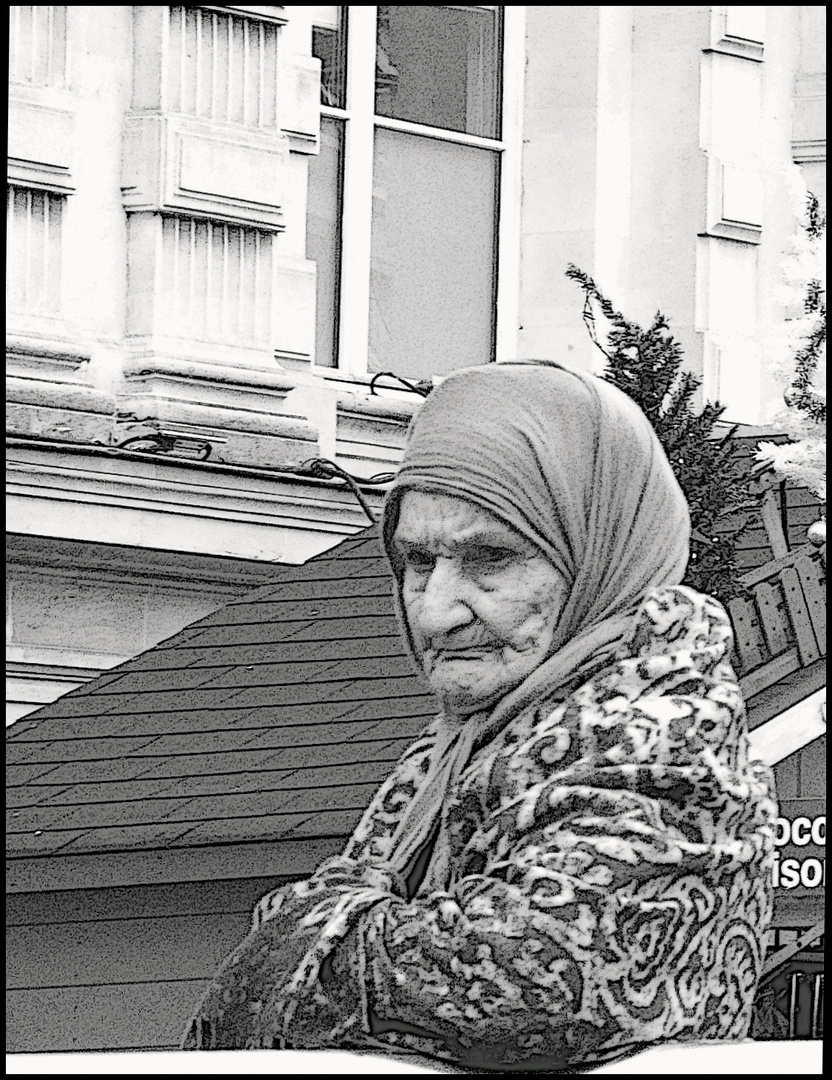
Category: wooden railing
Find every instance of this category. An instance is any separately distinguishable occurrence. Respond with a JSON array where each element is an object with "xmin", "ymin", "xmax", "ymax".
[{"xmin": 731, "ymin": 545, "xmax": 826, "ymax": 699}]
